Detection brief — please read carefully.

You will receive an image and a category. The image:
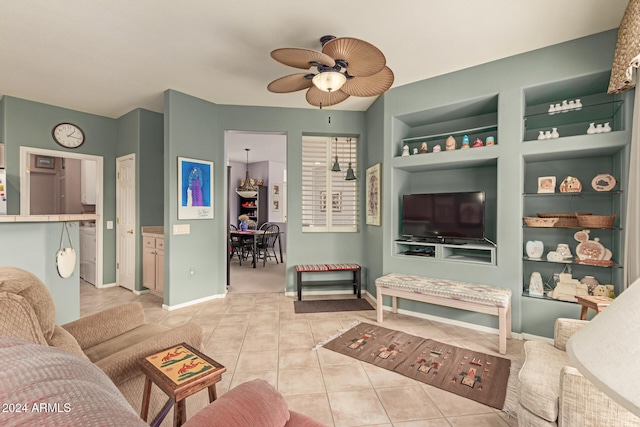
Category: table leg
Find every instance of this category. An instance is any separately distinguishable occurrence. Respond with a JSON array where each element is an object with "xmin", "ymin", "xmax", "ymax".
[
  {"xmin": 278, "ymin": 234, "xmax": 283, "ymax": 263},
  {"xmin": 297, "ymin": 271, "xmax": 303, "ymax": 301},
  {"xmin": 151, "ymin": 398, "xmax": 174, "ymax": 427},
  {"xmin": 355, "ymin": 269, "xmax": 361, "ymax": 299},
  {"xmin": 173, "ymin": 400, "xmax": 186, "ymax": 427},
  {"xmin": 140, "ymin": 377, "xmax": 153, "ymax": 421},
  {"xmin": 208, "ymin": 384, "xmax": 218, "ymax": 403},
  {"xmin": 252, "ymin": 235, "xmax": 257, "ymax": 268},
  {"xmin": 580, "ymin": 305, "xmax": 589, "ymax": 320}
]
